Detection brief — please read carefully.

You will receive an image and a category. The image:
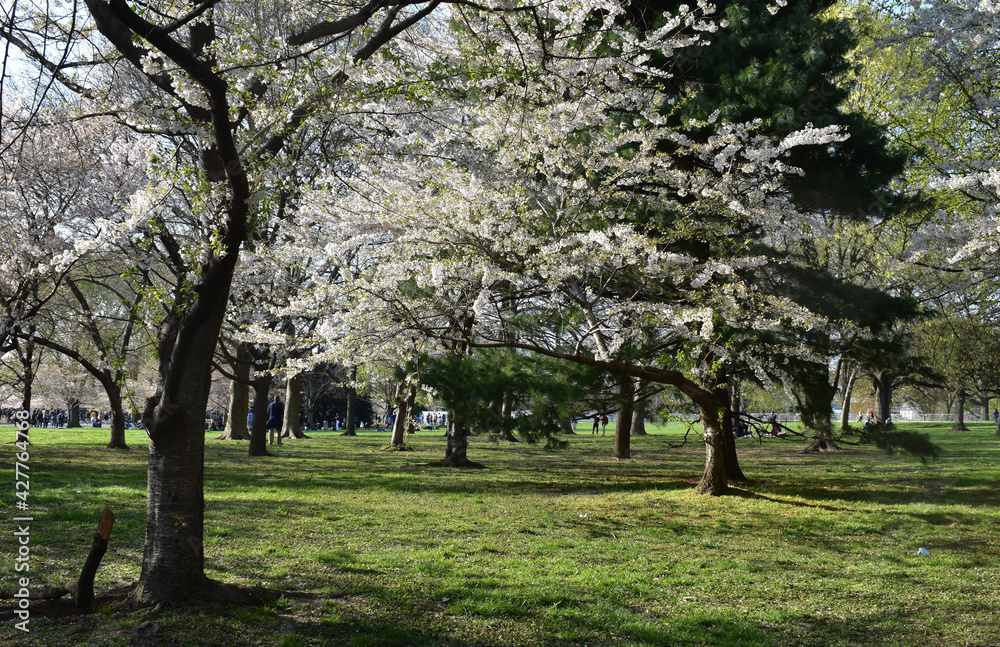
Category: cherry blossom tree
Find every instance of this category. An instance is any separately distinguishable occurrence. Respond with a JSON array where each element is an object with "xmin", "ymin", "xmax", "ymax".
[
  {"xmin": 5, "ymin": 0, "xmax": 656, "ymax": 604},
  {"xmin": 293, "ymin": 2, "xmax": 854, "ymax": 494},
  {"xmin": 1, "ymin": 111, "xmax": 148, "ymax": 424}
]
